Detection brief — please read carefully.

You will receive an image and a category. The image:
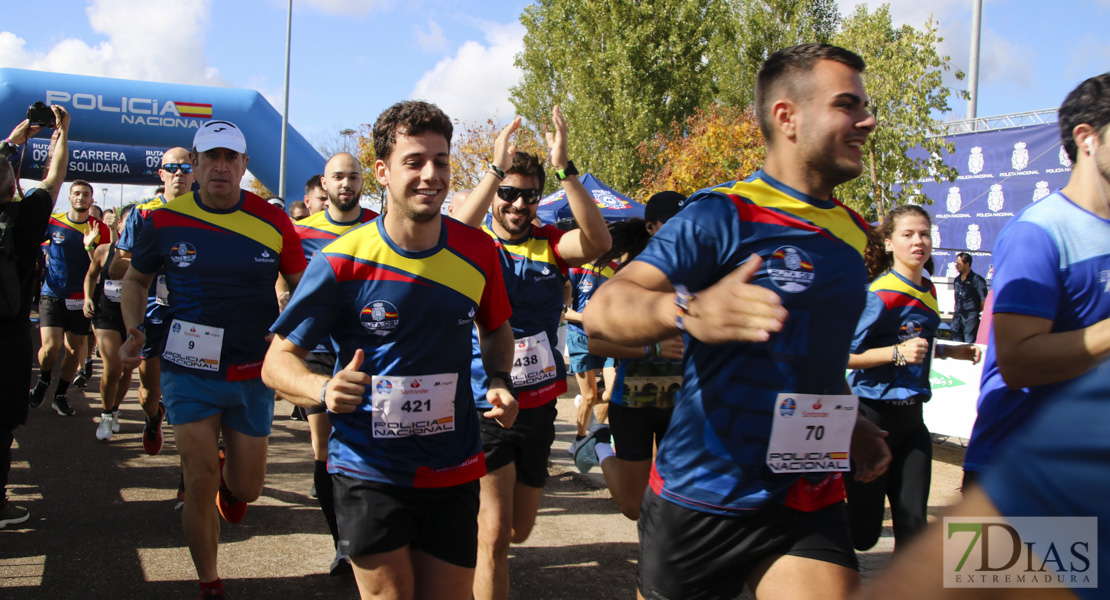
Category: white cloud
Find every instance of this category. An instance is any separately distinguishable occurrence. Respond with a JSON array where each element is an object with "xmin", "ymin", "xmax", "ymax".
[
  {"xmin": 0, "ymin": 0, "xmax": 226, "ymax": 86},
  {"xmin": 409, "ymin": 21, "xmax": 525, "ymax": 124},
  {"xmin": 416, "ymin": 19, "xmax": 447, "ymax": 53}
]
